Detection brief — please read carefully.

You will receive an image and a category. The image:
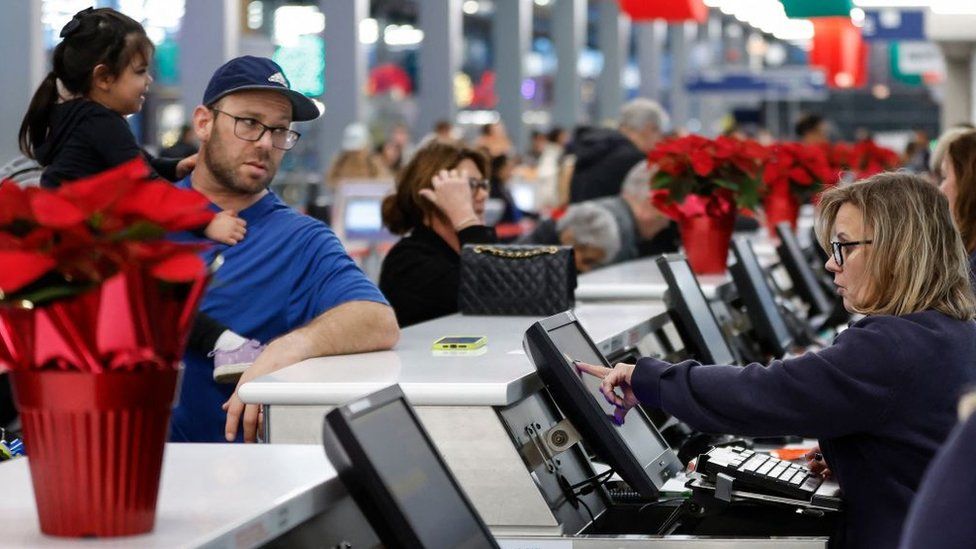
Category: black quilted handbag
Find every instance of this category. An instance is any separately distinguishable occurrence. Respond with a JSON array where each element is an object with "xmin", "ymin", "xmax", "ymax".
[{"xmin": 458, "ymin": 244, "xmax": 577, "ymax": 316}]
